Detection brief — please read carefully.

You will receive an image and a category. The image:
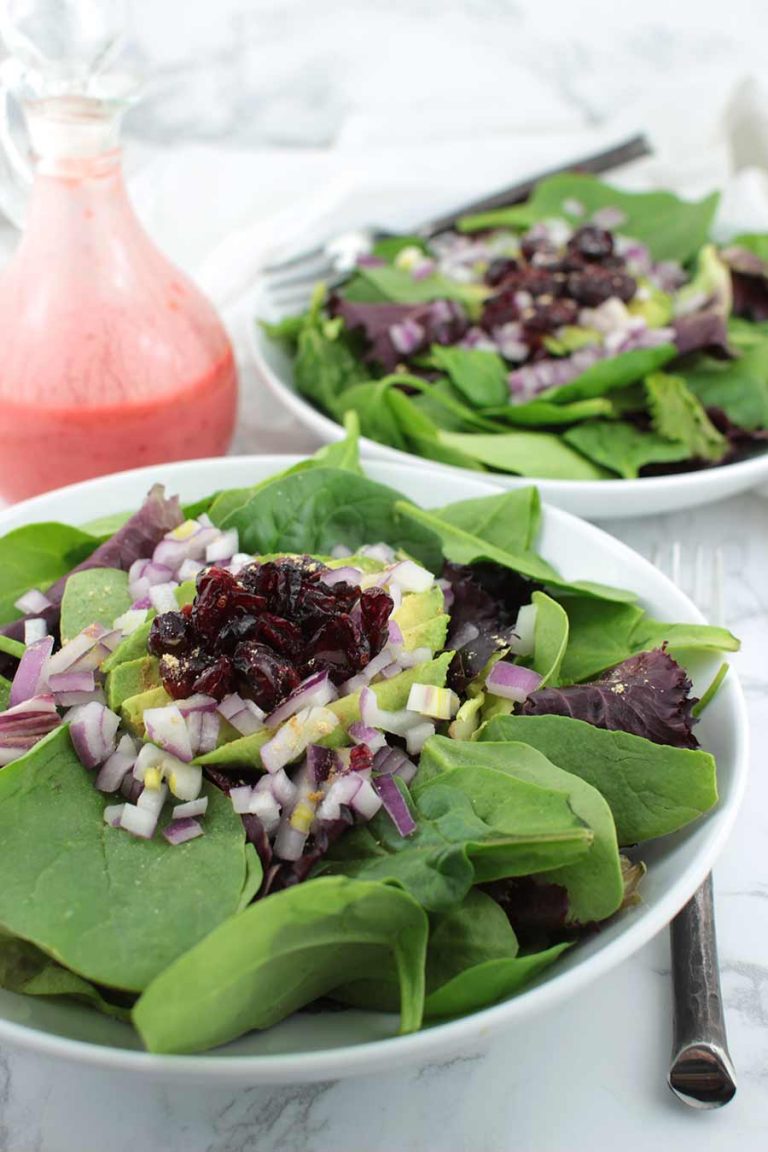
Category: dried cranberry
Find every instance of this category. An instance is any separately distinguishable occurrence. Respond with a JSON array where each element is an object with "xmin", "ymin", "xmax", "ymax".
[
  {"xmin": 567, "ymin": 267, "xmax": 637, "ymax": 306},
  {"xmin": 304, "ymin": 615, "xmax": 369, "ymax": 683},
  {"xmin": 359, "ymin": 587, "xmax": 394, "ymax": 653},
  {"xmin": 481, "ymin": 286, "xmax": 519, "ymax": 331},
  {"xmin": 349, "ymin": 744, "xmax": 374, "ymax": 774},
  {"xmin": 485, "ymin": 257, "xmax": 518, "ymax": 287},
  {"xmin": 159, "ymin": 653, "xmax": 204, "ymax": 699},
  {"xmin": 517, "ymin": 266, "xmax": 560, "ymax": 297},
  {"xmin": 233, "ymin": 640, "xmax": 301, "ymax": 711},
  {"xmin": 521, "ymin": 234, "xmax": 554, "ymax": 262},
  {"xmin": 241, "ymin": 559, "xmax": 309, "ymax": 619},
  {"xmin": 192, "ymin": 655, "xmax": 234, "ymax": 701},
  {"xmin": 193, "ymin": 567, "xmax": 266, "ymax": 642},
  {"xmin": 215, "ymin": 613, "xmax": 261, "ymax": 653},
  {"xmin": 522, "ymin": 296, "xmax": 579, "ymax": 335},
  {"xmin": 147, "ymin": 611, "xmax": 194, "ymax": 657},
  {"xmin": 248, "ymin": 613, "xmax": 303, "ymax": 659},
  {"xmin": 567, "ymin": 225, "xmax": 614, "ymax": 262}
]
